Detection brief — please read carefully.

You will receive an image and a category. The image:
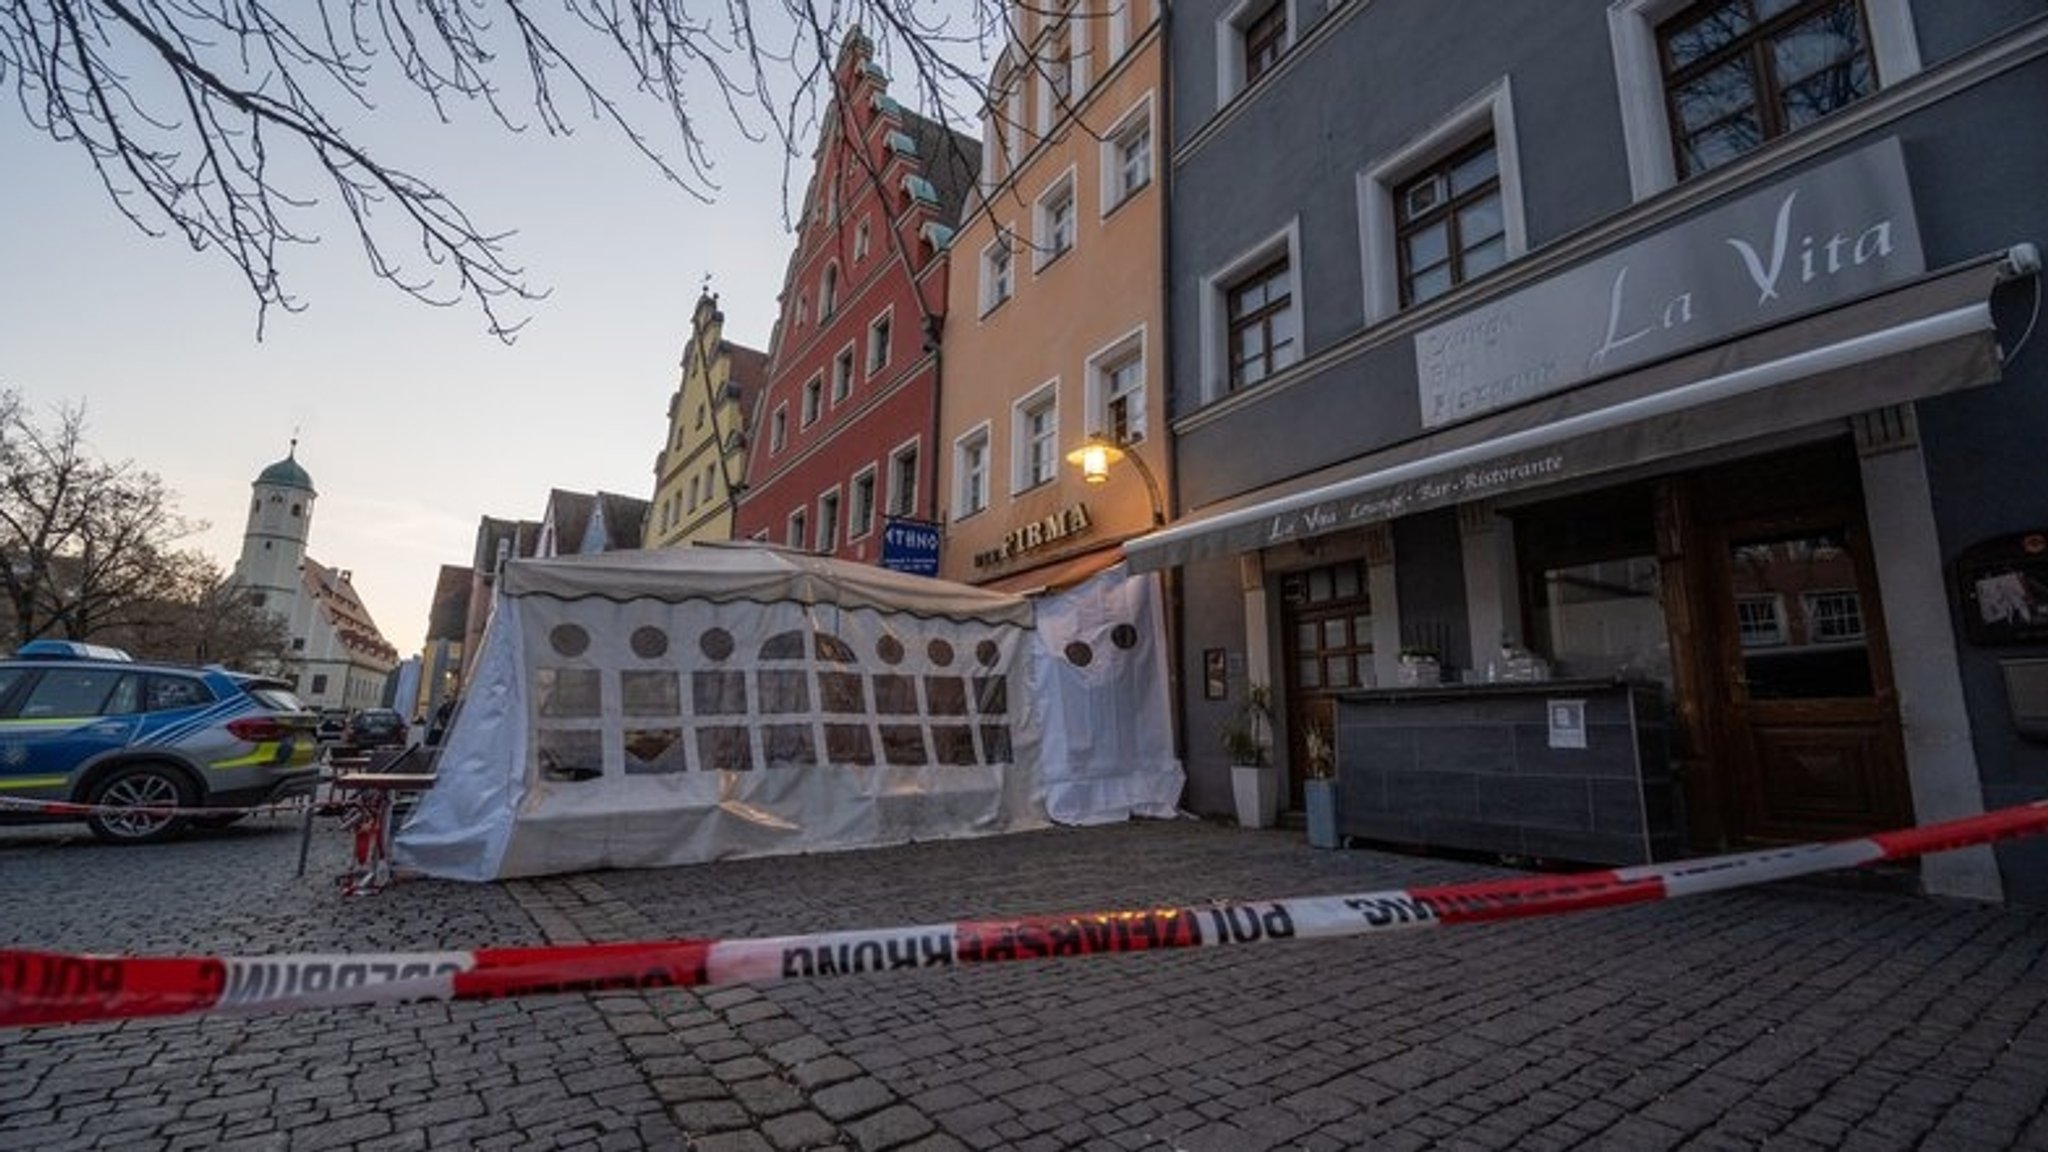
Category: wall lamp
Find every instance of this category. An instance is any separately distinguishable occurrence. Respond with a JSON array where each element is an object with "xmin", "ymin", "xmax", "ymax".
[{"xmin": 1065, "ymin": 434, "xmax": 1166, "ymax": 527}]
